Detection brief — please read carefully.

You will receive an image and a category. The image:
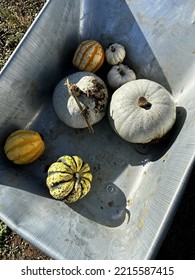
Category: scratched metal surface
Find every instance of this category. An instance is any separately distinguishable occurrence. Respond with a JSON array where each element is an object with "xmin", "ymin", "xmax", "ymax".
[{"xmin": 0, "ymin": 0, "xmax": 194, "ymax": 259}]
